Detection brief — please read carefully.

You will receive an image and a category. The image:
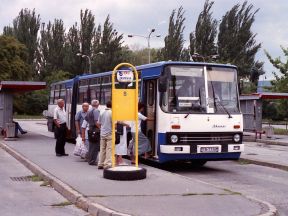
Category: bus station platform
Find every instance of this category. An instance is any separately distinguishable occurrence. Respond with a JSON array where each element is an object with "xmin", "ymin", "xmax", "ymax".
[{"xmin": 0, "ymin": 128, "xmax": 276, "ymax": 216}]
